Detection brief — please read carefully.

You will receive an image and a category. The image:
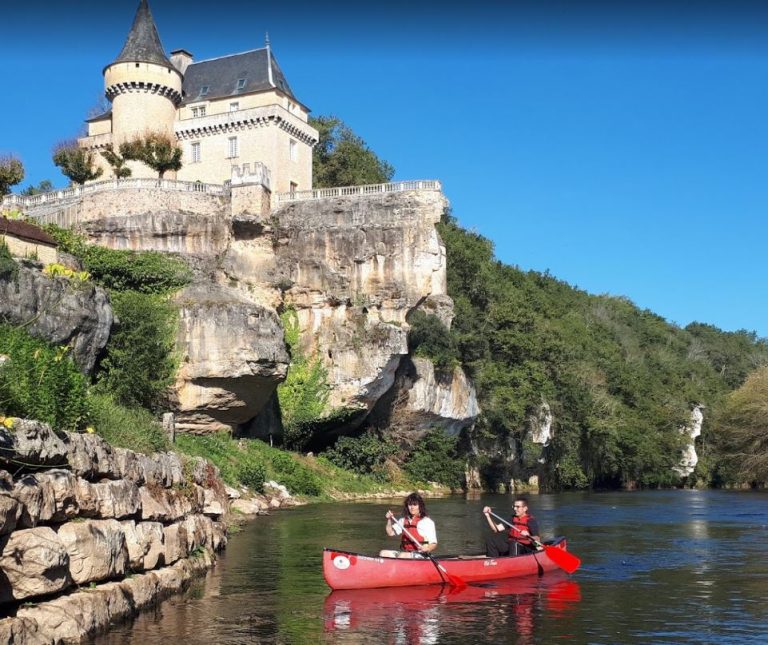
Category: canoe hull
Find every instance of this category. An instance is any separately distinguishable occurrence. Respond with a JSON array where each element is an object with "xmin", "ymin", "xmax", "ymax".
[{"xmin": 323, "ymin": 539, "xmax": 570, "ymax": 590}]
